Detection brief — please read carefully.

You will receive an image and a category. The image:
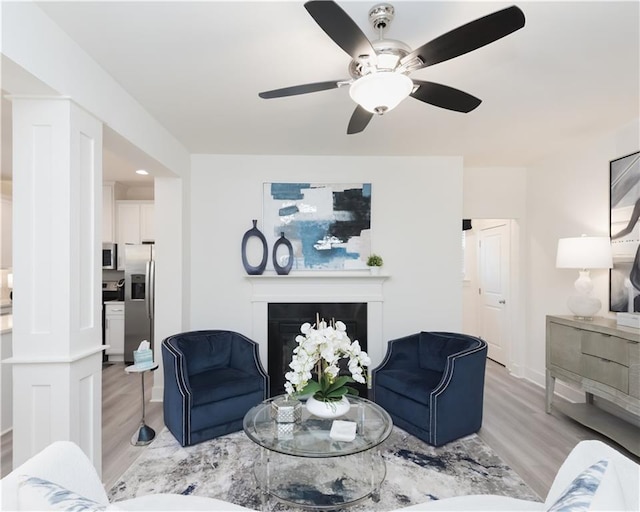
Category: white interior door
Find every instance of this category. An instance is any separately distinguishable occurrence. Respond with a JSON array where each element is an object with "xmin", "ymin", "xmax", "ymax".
[{"xmin": 478, "ymin": 221, "xmax": 510, "ymax": 365}]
